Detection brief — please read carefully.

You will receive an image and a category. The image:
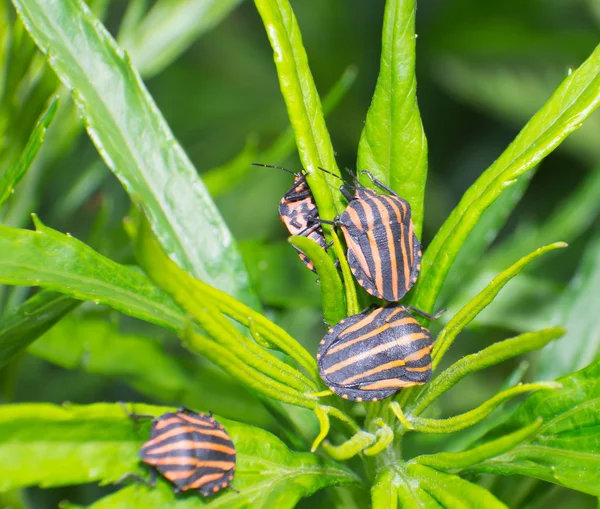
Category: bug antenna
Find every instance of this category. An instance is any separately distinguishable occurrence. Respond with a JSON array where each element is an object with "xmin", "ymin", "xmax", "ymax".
[
  {"xmin": 343, "ymin": 167, "xmax": 360, "ymax": 187},
  {"xmin": 316, "ymin": 166, "xmax": 344, "ymax": 181},
  {"xmin": 251, "ymin": 162, "xmax": 296, "ymax": 175}
]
